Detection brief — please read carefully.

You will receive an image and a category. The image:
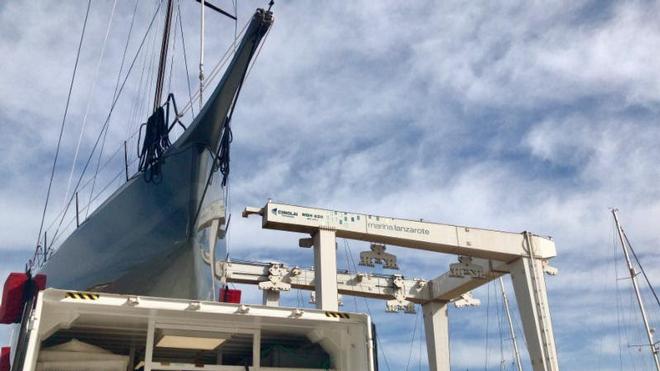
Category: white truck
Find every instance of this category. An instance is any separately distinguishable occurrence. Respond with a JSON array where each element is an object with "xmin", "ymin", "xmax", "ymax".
[{"xmin": 4, "ymin": 286, "xmax": 376, "ymax": 371}]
